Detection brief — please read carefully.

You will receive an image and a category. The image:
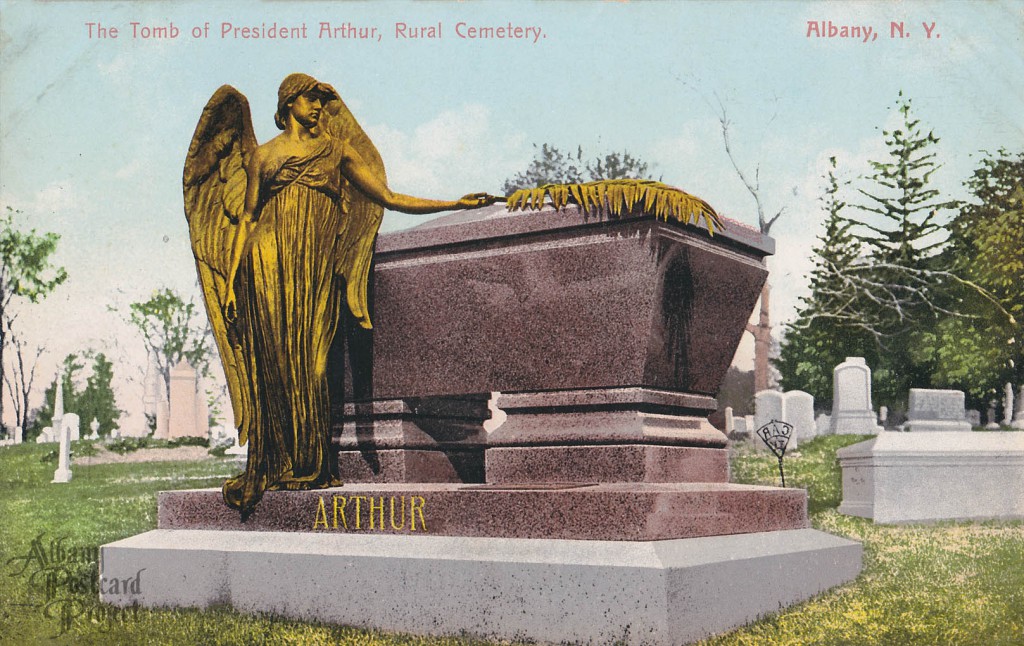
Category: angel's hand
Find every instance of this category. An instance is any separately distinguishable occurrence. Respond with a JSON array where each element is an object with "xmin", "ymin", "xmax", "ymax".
[{"xmin": 456, "ymin": 193, "xmax": 500, "ymax": 210}]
